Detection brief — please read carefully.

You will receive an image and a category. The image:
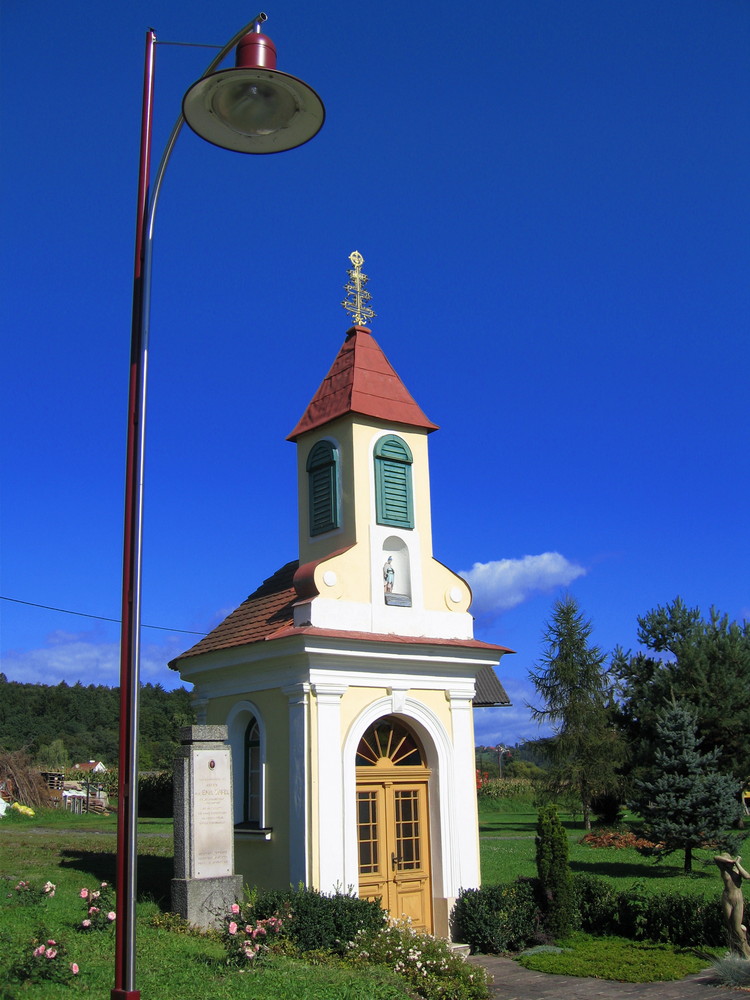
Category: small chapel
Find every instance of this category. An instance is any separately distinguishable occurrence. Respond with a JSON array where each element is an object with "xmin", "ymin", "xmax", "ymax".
[{"xmin": 170, "ymin": 254, "xmax": 511, "ymax": 937}]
